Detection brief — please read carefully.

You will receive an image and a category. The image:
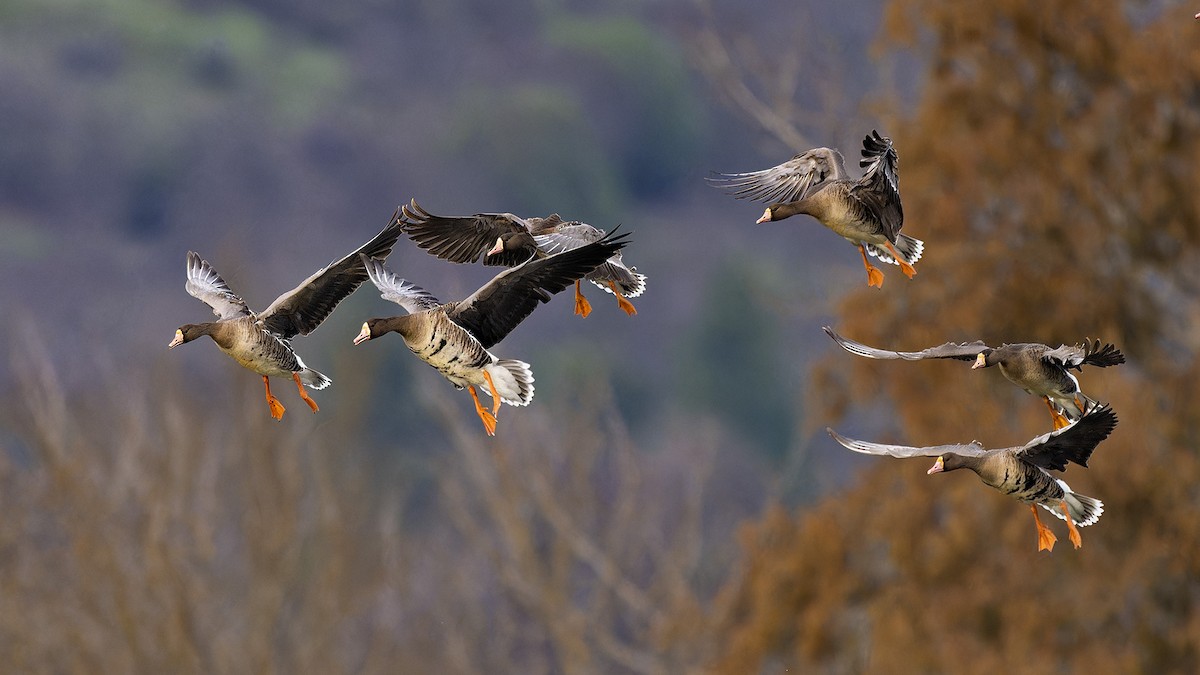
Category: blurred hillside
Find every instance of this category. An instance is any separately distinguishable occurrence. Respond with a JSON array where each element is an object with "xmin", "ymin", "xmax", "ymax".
[{"xmin": 3, "ymin": 0, "xmax": 1199, "ymax": 673}]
